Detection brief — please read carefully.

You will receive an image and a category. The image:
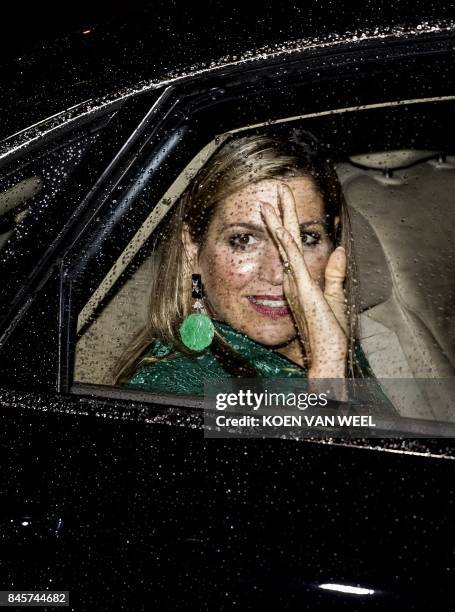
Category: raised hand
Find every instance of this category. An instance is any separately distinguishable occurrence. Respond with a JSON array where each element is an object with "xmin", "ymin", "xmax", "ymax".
[{"xmin": 261, "ymin": 182, "xmax": 348, "ymax": 379}]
